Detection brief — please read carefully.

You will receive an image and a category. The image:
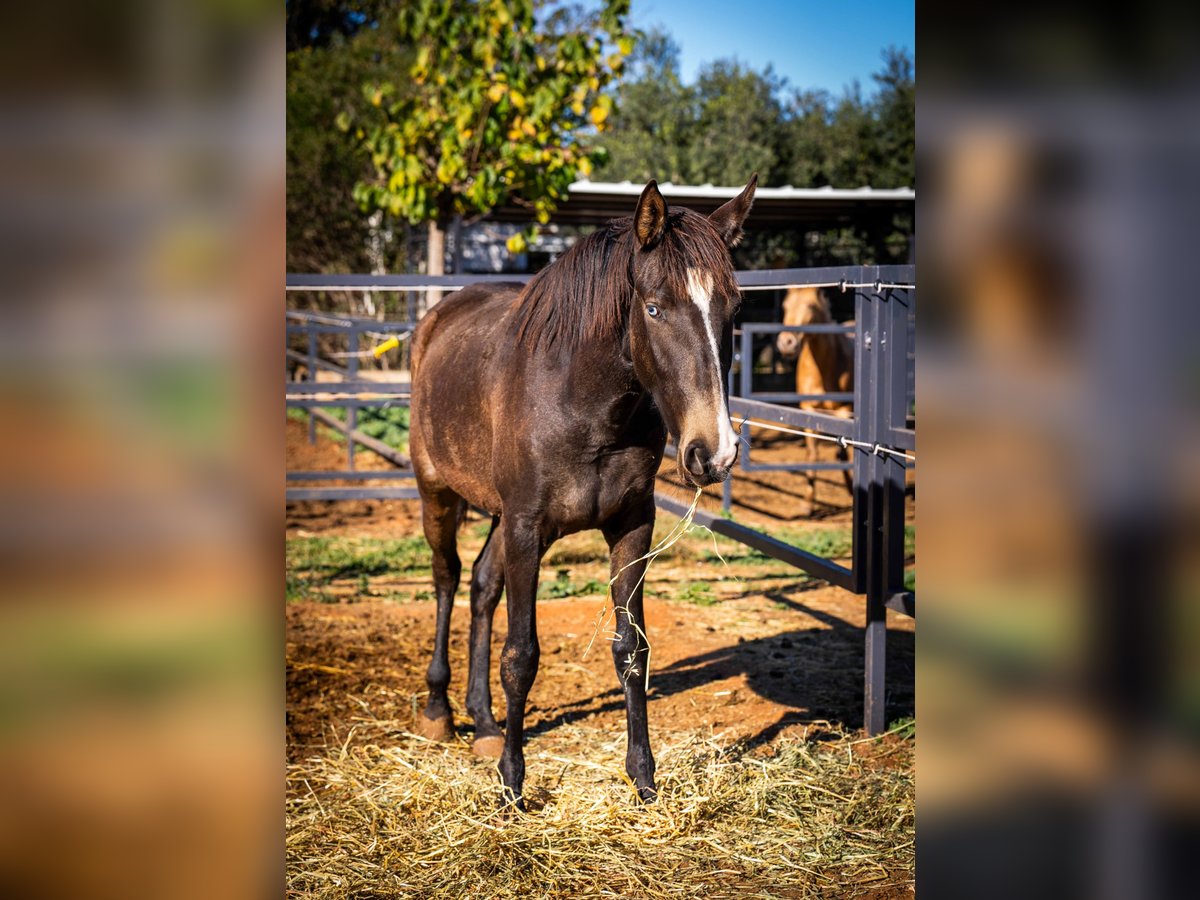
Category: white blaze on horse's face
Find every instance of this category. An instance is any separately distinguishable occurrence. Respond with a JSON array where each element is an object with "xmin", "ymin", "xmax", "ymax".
[{"xmin": 685, "ymin": 267, "xmax": 740, "ymax": 474}]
